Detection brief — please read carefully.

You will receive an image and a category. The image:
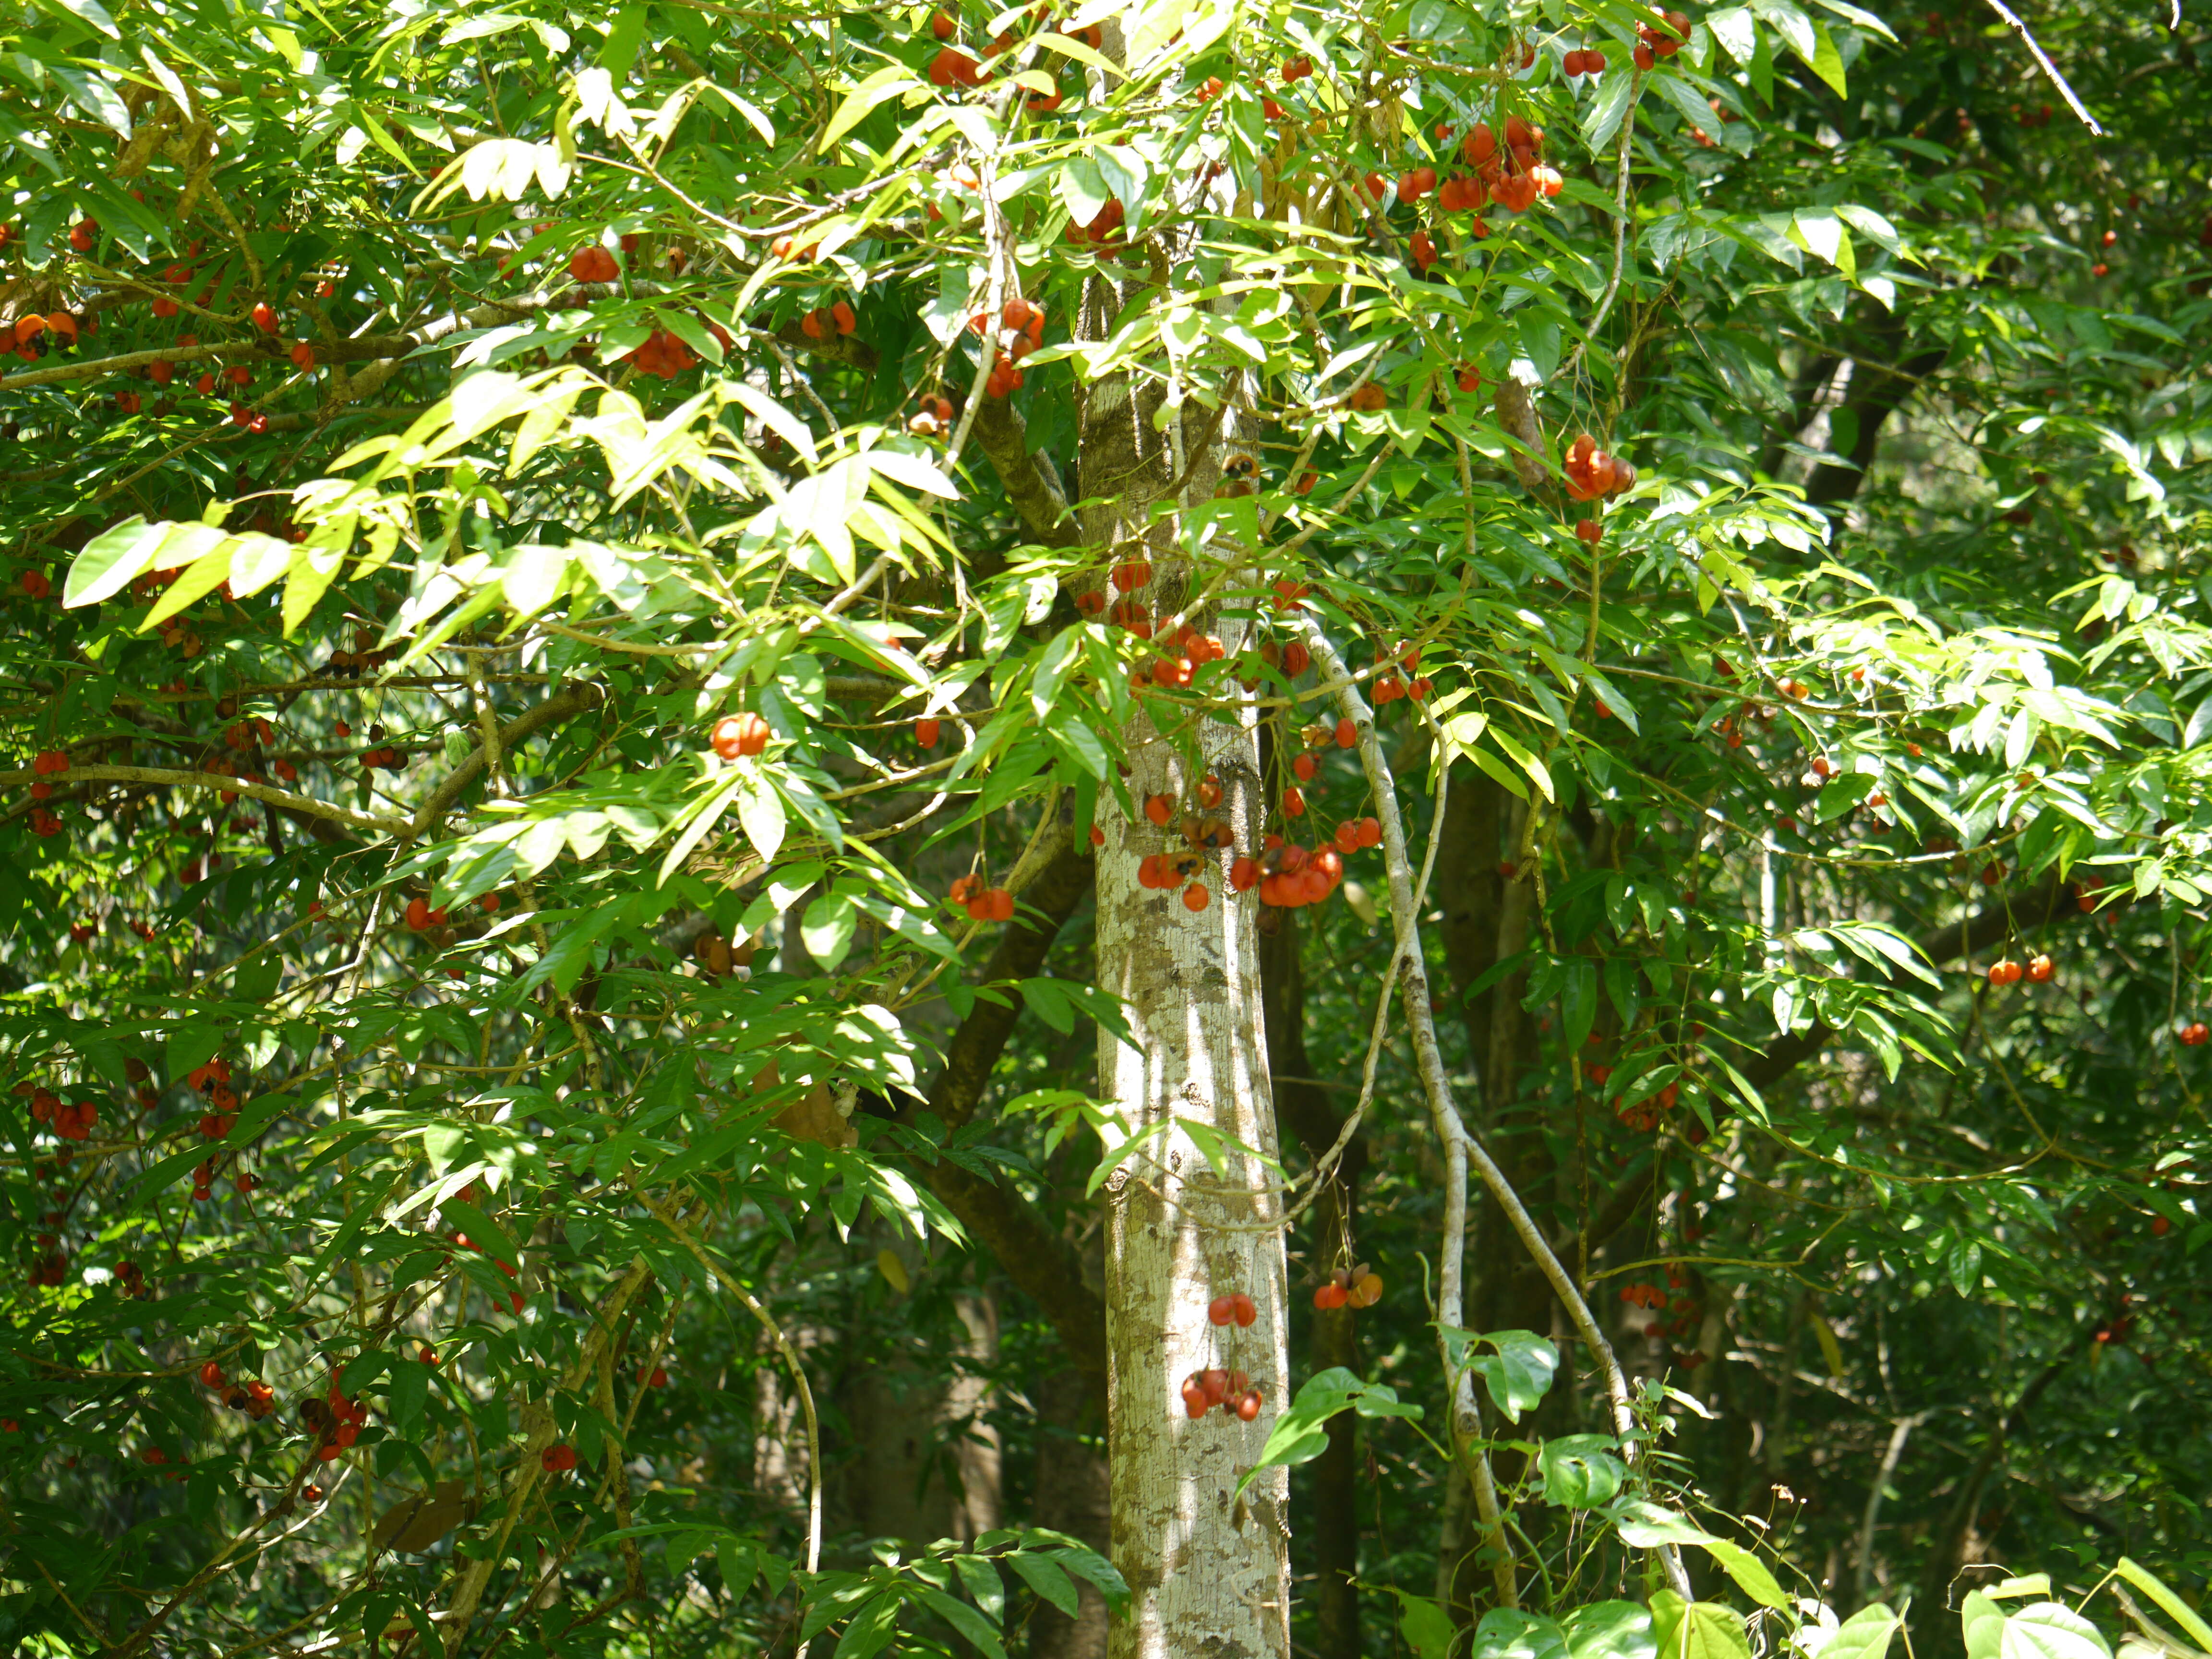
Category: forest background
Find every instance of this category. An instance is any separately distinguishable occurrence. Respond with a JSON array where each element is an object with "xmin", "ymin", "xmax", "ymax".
[{"xmin": 0, "ymin": 0, "xmax": 2207, "ymax": 1656}]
